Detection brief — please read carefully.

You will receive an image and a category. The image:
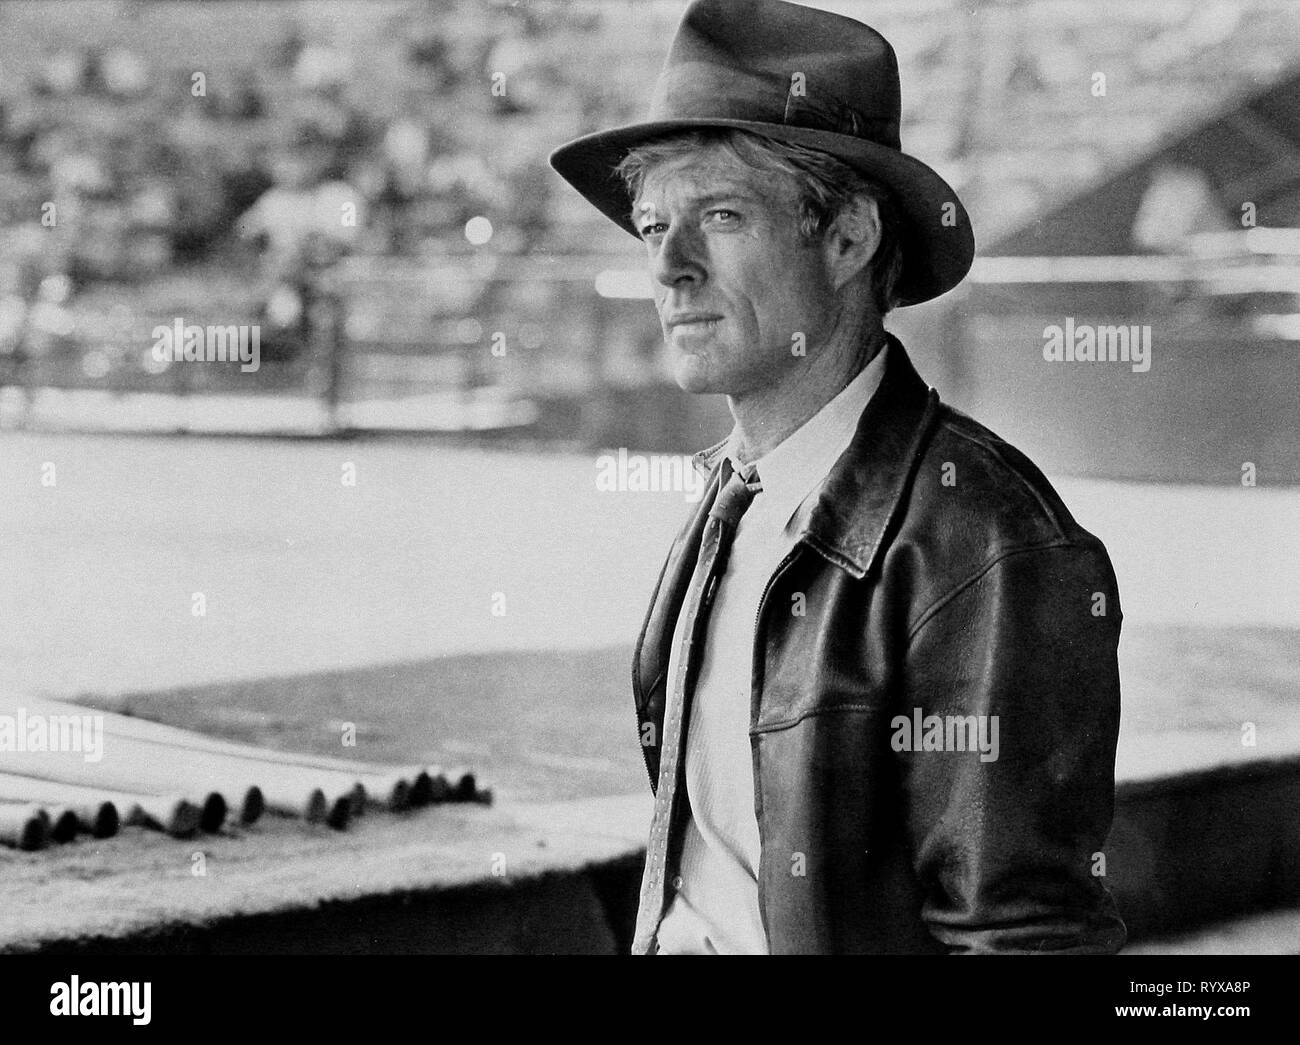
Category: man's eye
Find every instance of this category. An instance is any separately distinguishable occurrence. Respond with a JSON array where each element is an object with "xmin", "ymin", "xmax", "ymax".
[
  {"xmin": 639, "ymin": 223, "xmax": 667, "ymax": 238},
  {"xmin": 708, "ymin": 209, "xmax": 739, "ymax": 224}
]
